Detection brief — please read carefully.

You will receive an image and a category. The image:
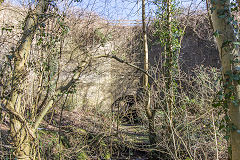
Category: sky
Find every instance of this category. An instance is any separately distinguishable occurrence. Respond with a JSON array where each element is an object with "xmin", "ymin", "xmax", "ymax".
[
  {"xmin": 70, "ymin": 0, "xmax": 145, "ymax": 21},
  {"xmin": 6, "ymin": 0, "xmax": 206, "ymax": 21},
  {"xmin": 72, "ymin": 0, "xmax": 206, "ymax": 21}
]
